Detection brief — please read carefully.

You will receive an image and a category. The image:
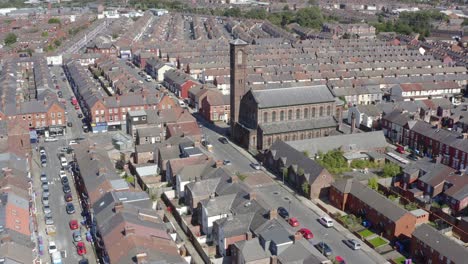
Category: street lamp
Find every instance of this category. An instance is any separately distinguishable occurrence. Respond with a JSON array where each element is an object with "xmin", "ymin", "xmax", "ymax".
[
  {"xmin": 288, "ymin": 200, "xmax": 292, "ymax": 215},
  {"xmin": 321, "ymin": 233, "xmax": 328, "ymax": 255}
]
